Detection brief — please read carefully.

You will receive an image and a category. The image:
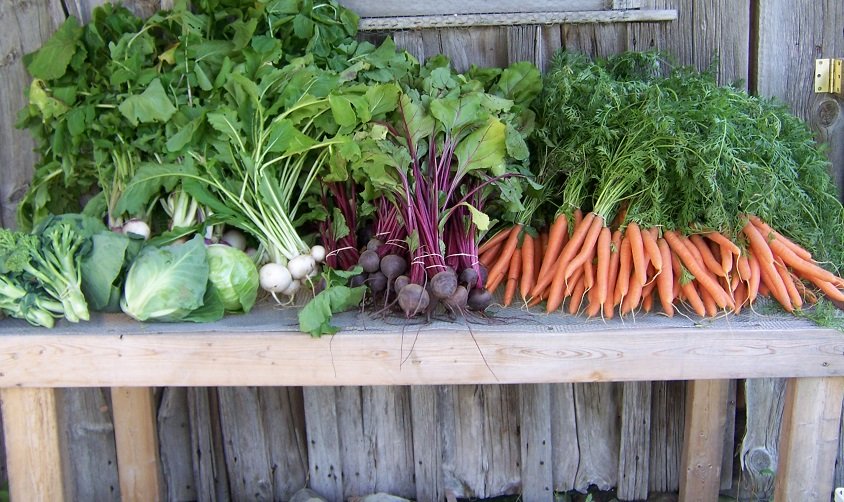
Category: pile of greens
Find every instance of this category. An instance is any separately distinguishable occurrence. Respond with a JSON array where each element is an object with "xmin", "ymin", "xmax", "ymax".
[{"xmin": 533, "ymin": 50, "xmax": 844, "ymax": 268}]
